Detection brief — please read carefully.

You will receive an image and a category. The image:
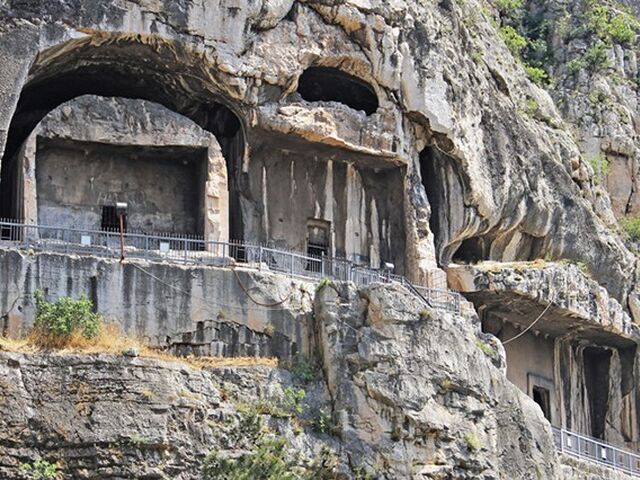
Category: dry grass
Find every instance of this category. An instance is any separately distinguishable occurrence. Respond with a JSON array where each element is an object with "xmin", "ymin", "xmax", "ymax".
[{"xmin": 0, "ymin": 324, "xmax": 278, "ymax": 370}]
